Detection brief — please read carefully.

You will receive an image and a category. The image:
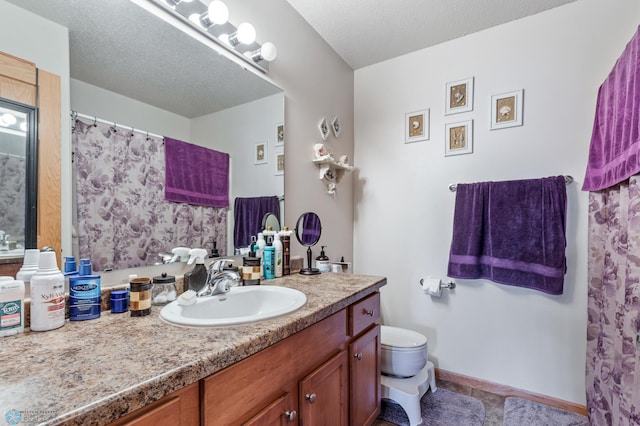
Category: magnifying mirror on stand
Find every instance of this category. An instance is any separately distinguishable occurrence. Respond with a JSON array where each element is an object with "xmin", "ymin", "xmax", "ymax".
[{"xmin": 295, "ymin": 212, "xmax": 322, "ymax": 275}]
